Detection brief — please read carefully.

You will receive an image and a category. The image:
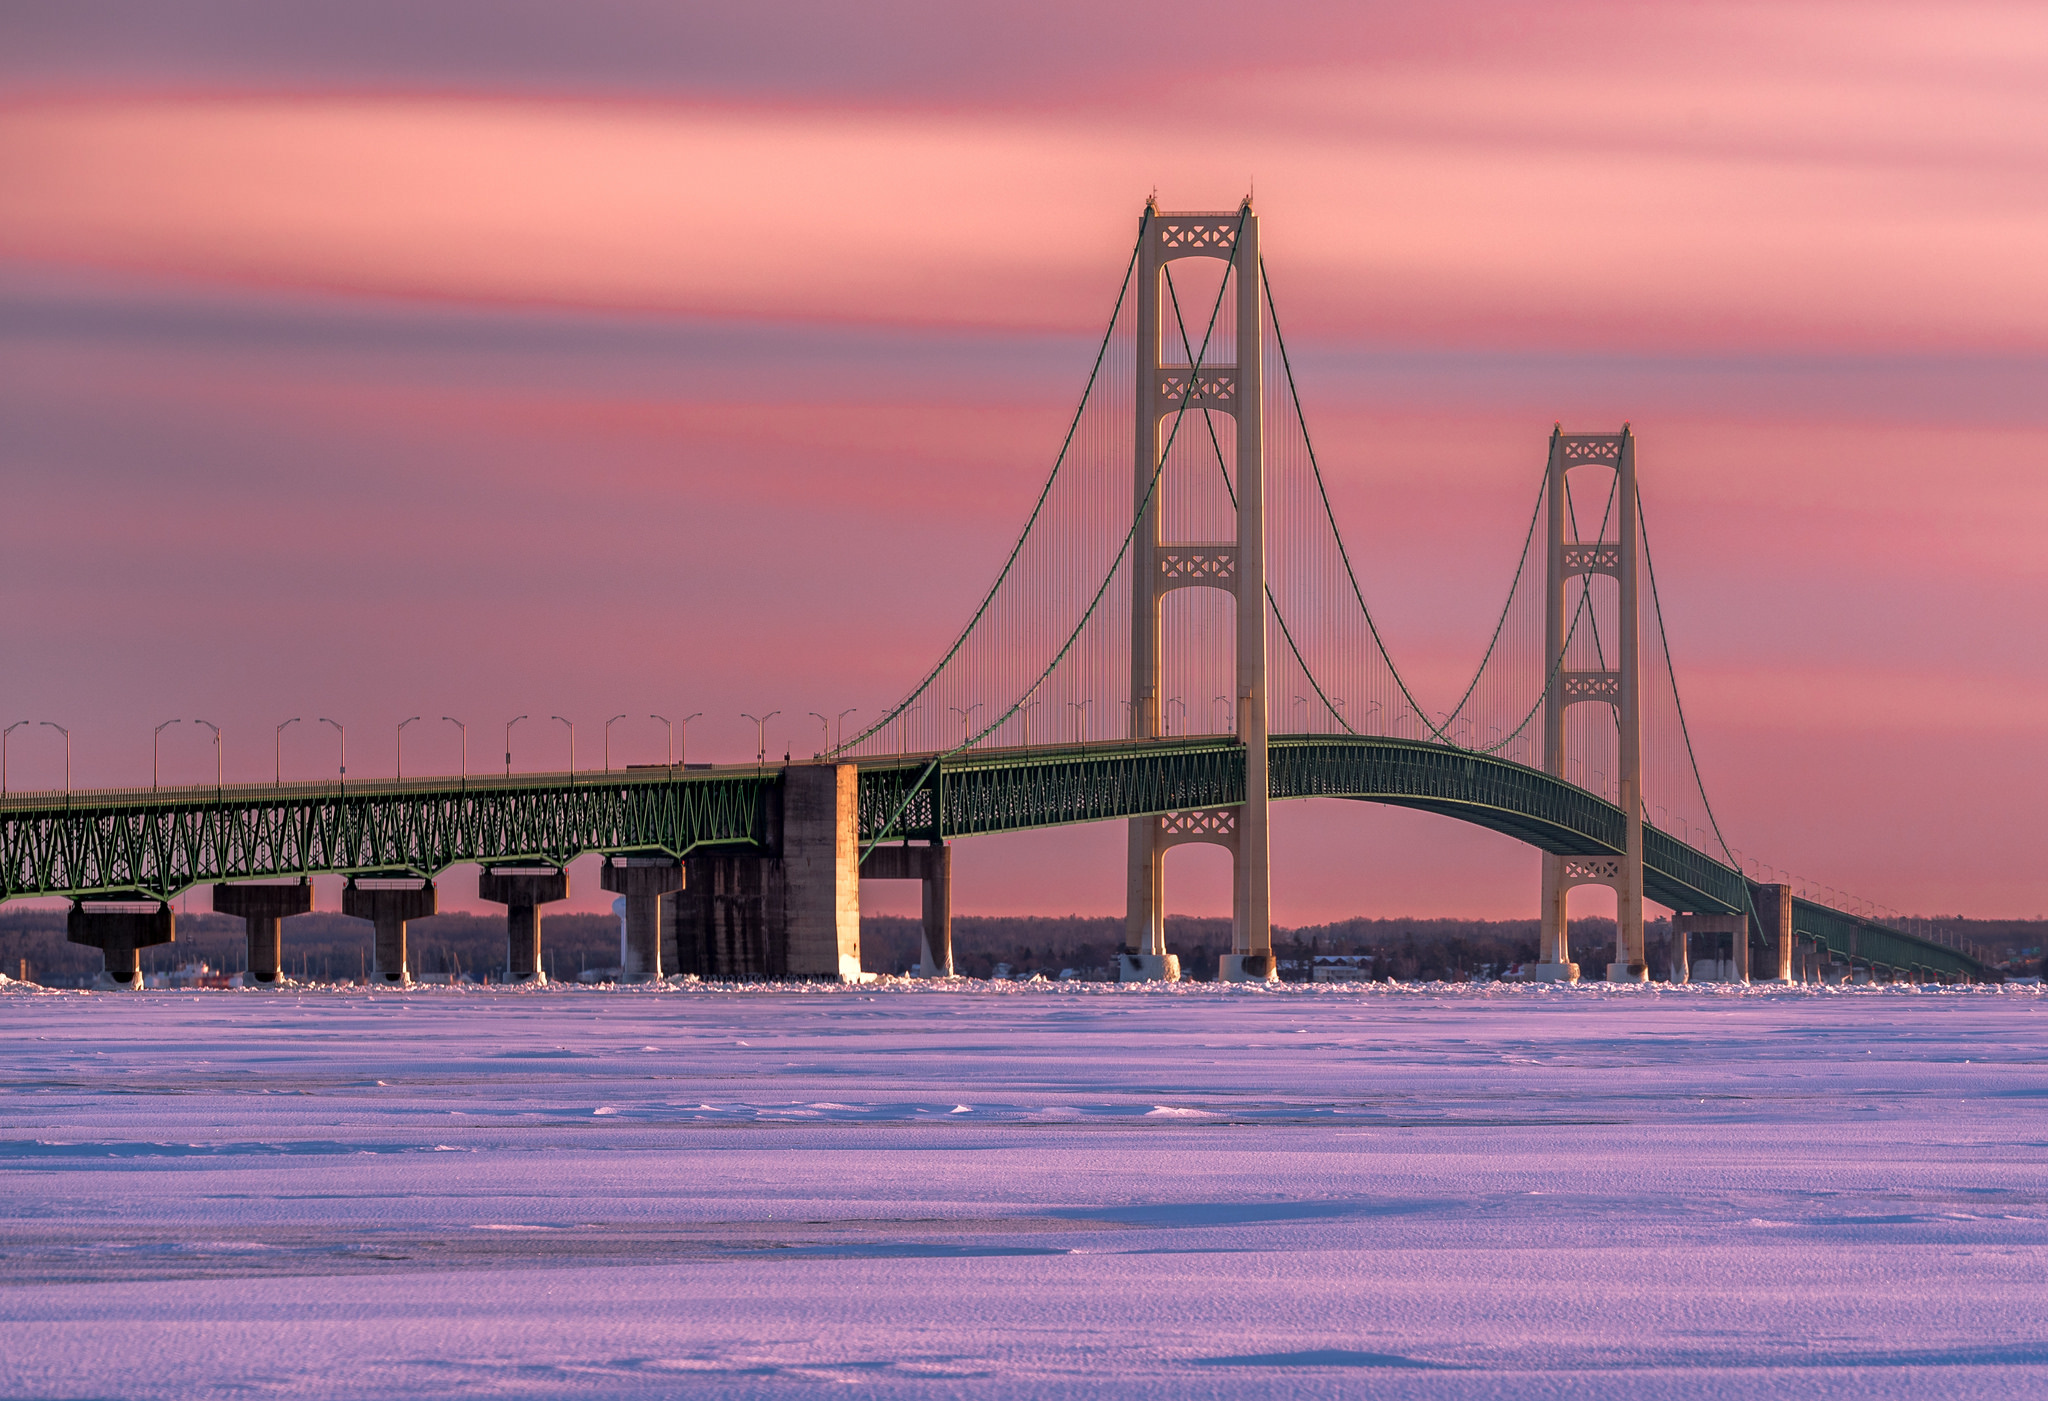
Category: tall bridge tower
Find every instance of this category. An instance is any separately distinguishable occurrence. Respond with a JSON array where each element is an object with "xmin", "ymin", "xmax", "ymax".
[
  {"xmin": 1124, "ymin": 199, "xmax": 1274, "ymax": 982},
  {"xmin": 1534, "ymin": 427, "xmax": 1649, "ymax": 982}
]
